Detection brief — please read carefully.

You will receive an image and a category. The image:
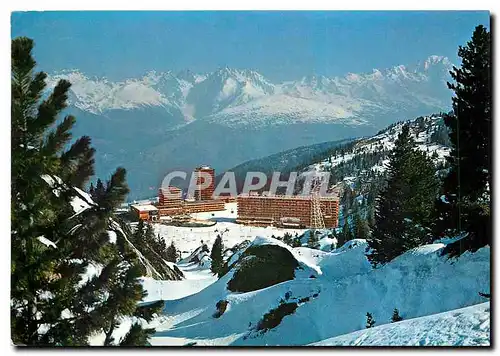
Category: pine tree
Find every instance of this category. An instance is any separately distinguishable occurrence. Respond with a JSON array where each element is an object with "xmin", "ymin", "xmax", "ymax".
[
  {"xmin": 154, "ymin": 233, "xmax": 167, "ymax": 260},
  {"xmin": 352, "ymin": 202, "xmax": 370, "ymax": 240},
  {"xmin": 100, "ymin": 260, "xmax": 145, "ymax": 346},
  {"xmin": 165, "ymin": 242, "xmax": 177, "ymax": 263},
  {"xmin": 11, "ymin": 36, "xmax": 94, "ymax": 345},
  {"xmin": 340, "ymin": 220, "xmax": 352, "ymax": 245},
  {"xmin": 210, "ymin": 235, "xmax": 223, "ymax": 276},
  {"xmin": 132, "ymin": 219, "xmax": 146, "ymax": 251},
  {"xmin": 367, "ymin": 124, "xmax": 439, "ymax": 266},
  {"xmin": 434, "ymin": 25, "xmax": 491, "ymax": 256},
  {"xmin": 307, "ymin": 231, "xmax": 320, "ymax": 249},
  {"xmin": 283, "ymin": 232, "xmax": 293, "ymax": 247},
  {"xmin": 355, "ymin": 213, "xmax": 370, "ymax": 240},
  {"xmin": 366, "ymin": 312, "xmax": 375, "ymax": 328},
  {"xmin": 130, "ymin": 221, "xmax": 176, "ymax": 279},
  {"xmin": 11, "ymin": 37, "xmax": 157, "ymax": 346},
  {"xmin": 391, "ymin": 308, "xmax": 403, "ymax": 323},
  {"xmin": 49, "ymin": 168, "xmax": 161, "ymax": 346},
  {"xmin": 120, "ymin": 323, "xmax": 156, "ymax": 346},
  {"xmin": 367, "ymin": 204, "xmax": 376, "ymax": 229},
  {"xmin": 342, "ymin": 186, "xmax": 354, "ymax": 211},
  {"xmin": 292, "ymin": 235, "xmax": 302, "ymax": 248},
  {"xmin": 91, "ymin": 178, "xmax": 106, "ymax": 204},
  {"xmin": 430, "ymin": 121, "xmax": 451, "ymax": 146},
  {"xmin": 144, "ymin": 223, "xmax": 156, "ymax": 248}
]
